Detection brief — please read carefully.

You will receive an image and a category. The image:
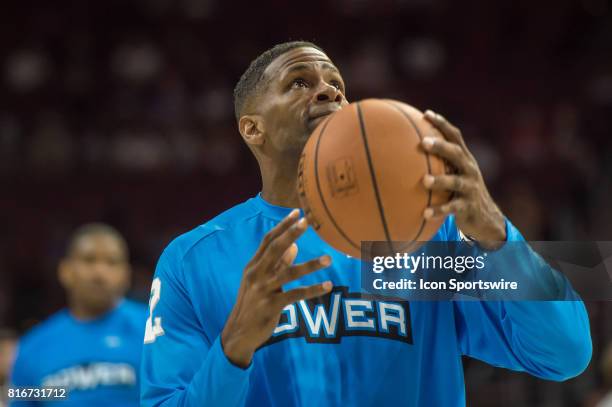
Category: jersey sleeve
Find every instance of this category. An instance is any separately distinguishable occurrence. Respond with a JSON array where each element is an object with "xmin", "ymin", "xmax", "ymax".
[
  {"xmin": 446, "ymin": 216, "xmax": 592, "ymax": 381},
  {"xmin": 140, "ymin": 245, "xmax": 253, "ymax": 407}
]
